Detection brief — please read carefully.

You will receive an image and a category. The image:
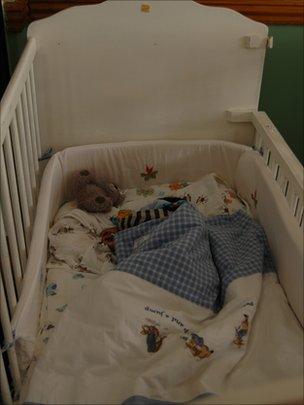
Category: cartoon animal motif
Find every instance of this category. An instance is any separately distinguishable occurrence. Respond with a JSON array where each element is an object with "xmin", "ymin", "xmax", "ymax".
[
  {"xmin": 116, "ymin": 209, "xmax": 133, "ymax": 219},
  {"xmin": 77, "ymin": 266, "xmax": 94, "ymax": 274},
  {"xmin": 214, "ymin": 175, "xmax": 227, "ymax": 186},
  {"xmin": 184, "ymin": 193, "xmax": 192, "ymax": 202},
  {"xmin": 73, "ymin": 273, "xmax": 84, "ymax": 279},
  {"xmin": 196, "ymin": 195, "xmax": 208, "ymax": 205},
  {"xmin": 136, "ymin": 187, "xmax": 154, "ymax": 197},
  {"xmin": 45, "ymin": 282, "xmax": 57, "ymax": 296},
  {"xmin": 223, "ymin": 206, "xmax": 229, "ymax": 214},
  {"xmin": 185, "ymin": 333, "xmax": 214, "ymax": 359},
  {"xmin": 243, "ymin": 301, "xmax": 254, "ymax": 308},
  {"xmin": 233, "ymin": 314, "xmax": 249, "ymax": 348},
  {"xmin": 169, "ymin": 182, "xmax": 189, "ymax": 191},
  {"xmin": 100, "ymin": 227, "xmax": 118, "ymax": 252},
  {"xmin": 224, "ymin": 190, "xmax": 236, "ymax": 205},
  {"xmin": 55, "ymin": 226, "xmax": 74, "ymax": 235},
  {"xmin": 140, "ymin": 165, "xmax": 158, "ymax": 181},
  {"xmin": 140, "ymin": 325, "xmax": 166, "ymax": 353},
  {"xmin": 56, "ymin": 304, "xmax": 67, "ymax": 313}
]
